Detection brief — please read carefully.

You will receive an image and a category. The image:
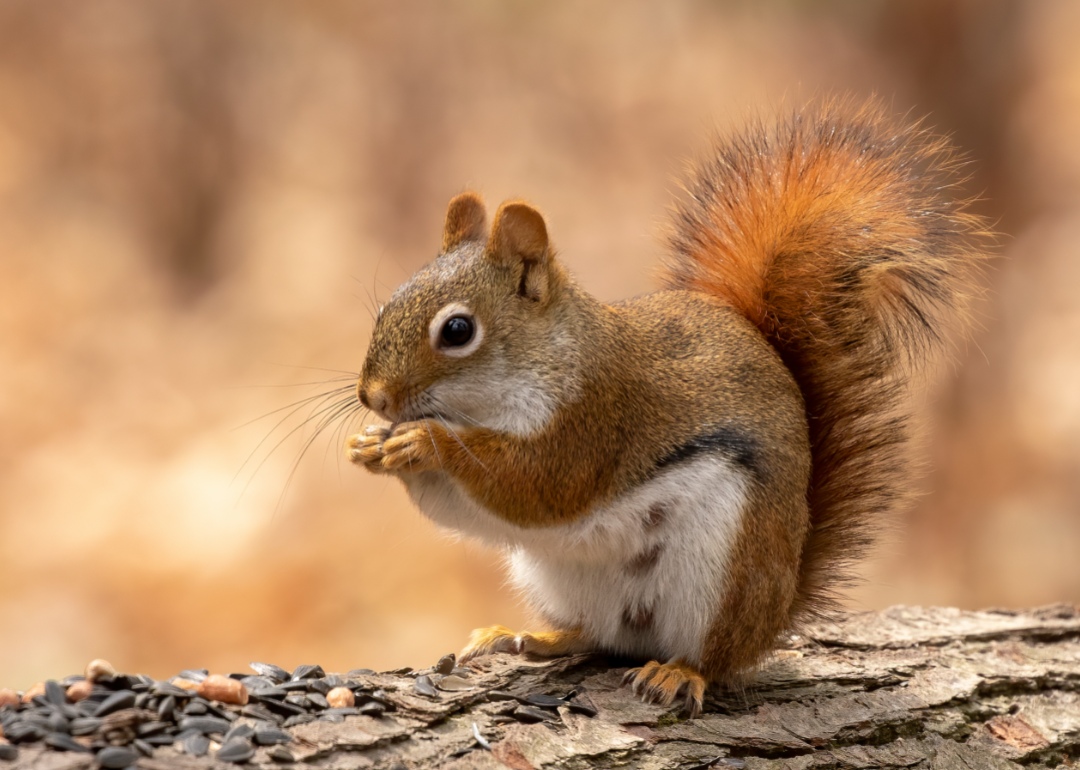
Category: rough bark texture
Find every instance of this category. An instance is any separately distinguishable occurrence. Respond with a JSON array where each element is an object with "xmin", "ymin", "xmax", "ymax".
[{"xmin": 7, "ymin": 605, "xmax": 1080, "ymax": 769}]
